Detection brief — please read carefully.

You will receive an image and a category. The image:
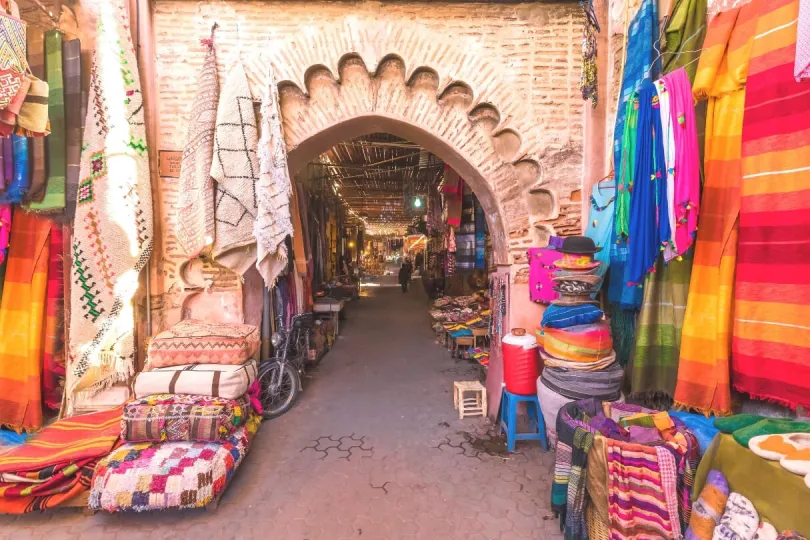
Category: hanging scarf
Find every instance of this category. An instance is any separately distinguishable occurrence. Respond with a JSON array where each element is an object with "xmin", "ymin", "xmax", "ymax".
[
  {"xmin": 733, "ymin": 0, "xmax": 810, "ymax": 410},
  {"xmin": 175, "ymin": 34, "xmax": 218, "ymax": 260},
  {"xmin": 67, "ymin": 0, "xmax": 154, "ymax": 410},
  {"xmin": 654, "ymin": 78, "xmax": 677, "ymax": 260},
  {"xmin": 43, "ymin": 225, "xmax": 65, "ymax": 410},
  {"xmin": 63, "ymin": 38, "xmax": 82, "ymax": 220},
  {"xmin": 663, "ymin": 0, "xmax": 709, "ymax": 82},
  {"xmin": 627, "ymin": 81, "xmax": 669, "ymax": 287},
  {"xmin": 0, "ymin": 135, "xmax": 26, "ymax": 203},
  {"xmin": 584, "ymin": 181, "xmax": 615, "ymax": 281},
  {"xmin": 26, "ymin": 30, "xmax": 65, "ymax": 213},
  {"xmin": 0, "ymin": 138, "xmax": 4, "ymax": 191},
  {"xmin": 0, "ymin": 209, "xmax": 51, "ymax": 432},
  {"xmin": 211, "ymin": 62, "xmax": 259, "ymax": 275},
  {"xmin": 255, "ymin": 65, "xmax": 294, "ymax": 288},
  {"xmin": 615, "ymin": 96, "xmax": 637, "ymax": 240},
  {"xmin": 674, "ymin": 5, "xmax": 756, "ymax": 416},
  {"xmin": 665, "ymin": 69, "xmax": 701, "ymax": 257}
]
